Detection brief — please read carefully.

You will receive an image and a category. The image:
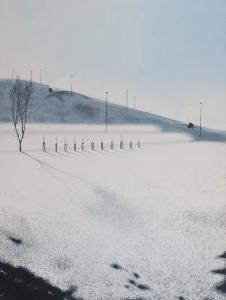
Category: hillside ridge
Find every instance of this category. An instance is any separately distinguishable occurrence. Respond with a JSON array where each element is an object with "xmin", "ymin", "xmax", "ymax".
[{"xmin": 0, "ymin": 79, "xmax": 226, "ymax": 142}]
